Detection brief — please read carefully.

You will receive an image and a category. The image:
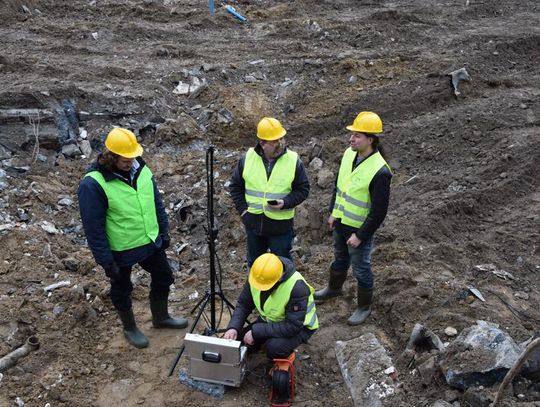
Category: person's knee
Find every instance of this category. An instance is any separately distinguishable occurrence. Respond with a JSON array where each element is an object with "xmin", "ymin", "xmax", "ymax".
[{"xmin": 265, "ymin": 339, "xmax": 294, "ymax": 359}]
